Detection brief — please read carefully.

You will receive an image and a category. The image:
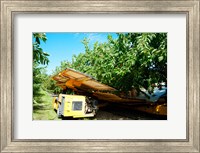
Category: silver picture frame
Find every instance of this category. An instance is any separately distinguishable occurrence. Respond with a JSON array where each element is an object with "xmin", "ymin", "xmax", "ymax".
[{"xmin": 1, "ymin": 0, "xmax": 199, "ymax": 152}]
